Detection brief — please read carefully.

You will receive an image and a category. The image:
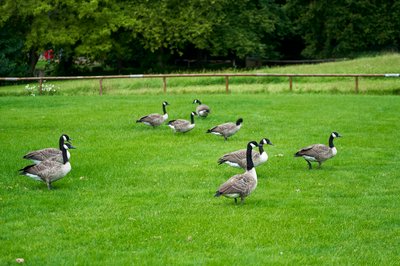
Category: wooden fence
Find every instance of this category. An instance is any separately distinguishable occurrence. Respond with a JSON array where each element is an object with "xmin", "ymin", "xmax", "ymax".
[{"xmin": 1, "ymin": 73, "xmax": 399, "ymax": 95}]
